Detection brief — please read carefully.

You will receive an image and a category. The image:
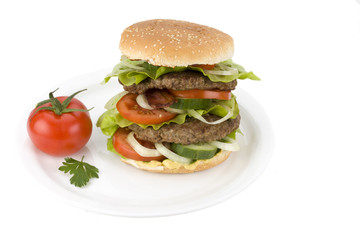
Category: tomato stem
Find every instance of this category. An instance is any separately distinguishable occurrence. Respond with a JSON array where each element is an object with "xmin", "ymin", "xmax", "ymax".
[{"xmin": 34, "ymin": 88, "xmax": 93, "ymax": 116}]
